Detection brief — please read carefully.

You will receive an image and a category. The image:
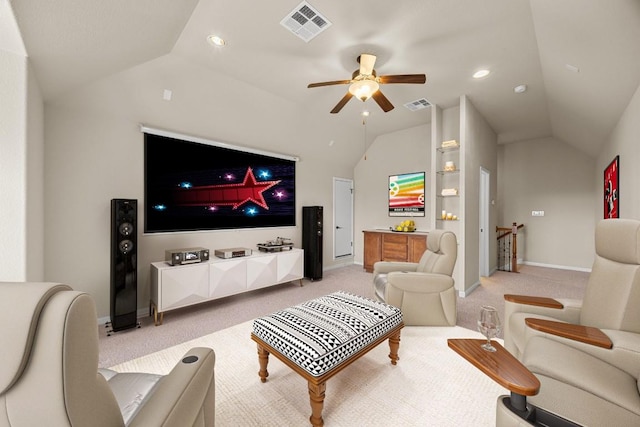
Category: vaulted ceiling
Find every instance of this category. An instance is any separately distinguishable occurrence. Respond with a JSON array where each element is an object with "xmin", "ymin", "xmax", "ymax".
[{"xmin": 8, "ymin": 0, "xmax": 640, "ymax": 157}]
